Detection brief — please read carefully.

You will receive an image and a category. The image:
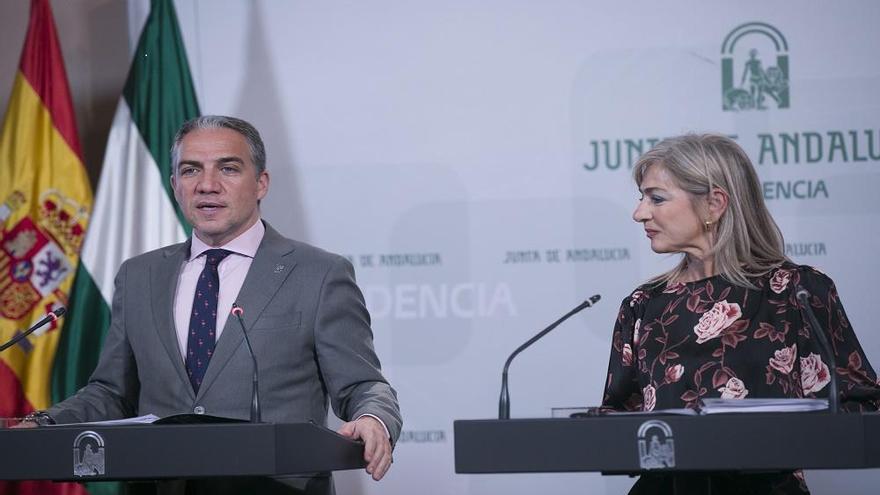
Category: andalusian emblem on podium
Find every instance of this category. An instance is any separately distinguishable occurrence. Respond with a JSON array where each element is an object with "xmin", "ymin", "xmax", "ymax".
[
  {"xmin": 73, "ymin": 430, "xmax": 106, "ymax": 477},
  {"xmin": 721, "ymin": 22, "xmax": 790, "ymax": 111},
  {"xmin": 637, "ymin": 420, "xmax": 676, "ymax": 469}
]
